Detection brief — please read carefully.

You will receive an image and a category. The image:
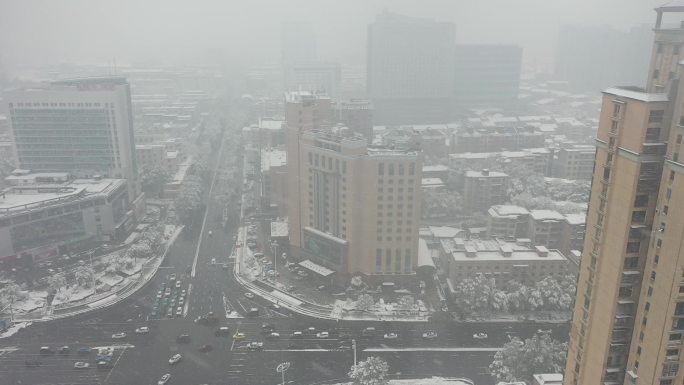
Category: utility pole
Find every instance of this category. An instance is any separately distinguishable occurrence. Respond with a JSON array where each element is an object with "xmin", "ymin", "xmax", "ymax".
[
  {"xmin": 276, "ymin": 362, "xmax": 290, "ymax": 385},
  {"xmin": 352, "ymin": 339, "xmax": 357, "ymax": 366}
]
